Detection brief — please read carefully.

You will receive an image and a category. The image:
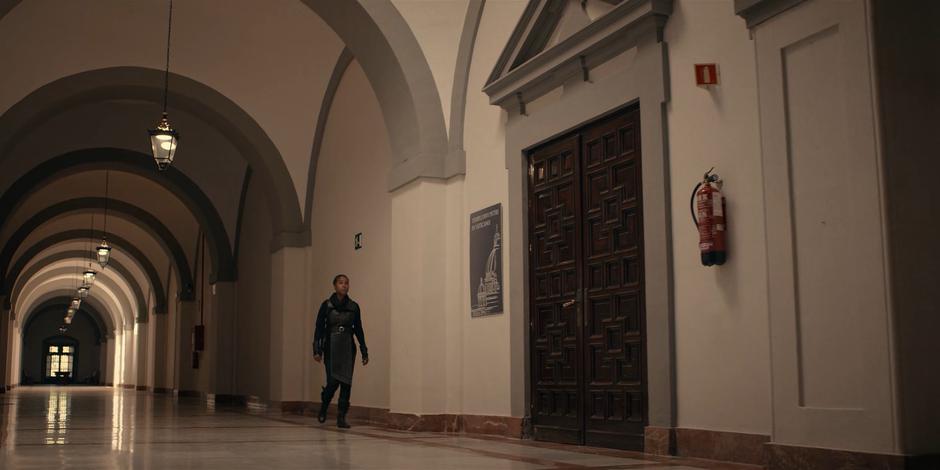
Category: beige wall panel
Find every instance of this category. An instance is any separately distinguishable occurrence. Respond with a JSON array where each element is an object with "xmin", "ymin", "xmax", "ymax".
[
  {"xmin": 305, "ymin": 60, "xmax": 392, "ymax": 410},
  {"xmin": 268, "ymin": 247, "xmax": 308, "ymax": 402},
  {"xmin": 756, "ymin": 0, "xmax": 896, "ymax": 453},
  {"xmin": 665, "ymin": 0, "xmax": 771, "ymax": 435},
  {"xmin": 234, "ymin": 178, "xmax": 273, "ymax": 399},
  {"xmin": 455, "ymin": 0, "xmax": 528, "ymax": 418},
  {"xmin": 389, "ymin": 179, "xmax": 449, "ymax": 414}
]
